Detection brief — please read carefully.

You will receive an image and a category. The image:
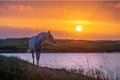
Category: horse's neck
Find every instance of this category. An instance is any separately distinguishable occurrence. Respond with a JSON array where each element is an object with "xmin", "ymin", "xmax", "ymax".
[{"xmin": 37, "ymin": 33, "xmax": 48, "ymax": 42}]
